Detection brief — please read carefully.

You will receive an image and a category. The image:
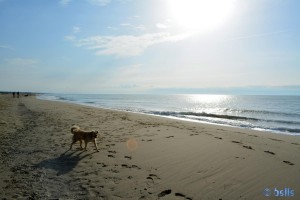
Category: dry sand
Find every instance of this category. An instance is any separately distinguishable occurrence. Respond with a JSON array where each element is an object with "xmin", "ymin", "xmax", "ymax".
[{"xmin": 0, "ymin": 94, "xmax": 299, "ymax": 199}]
